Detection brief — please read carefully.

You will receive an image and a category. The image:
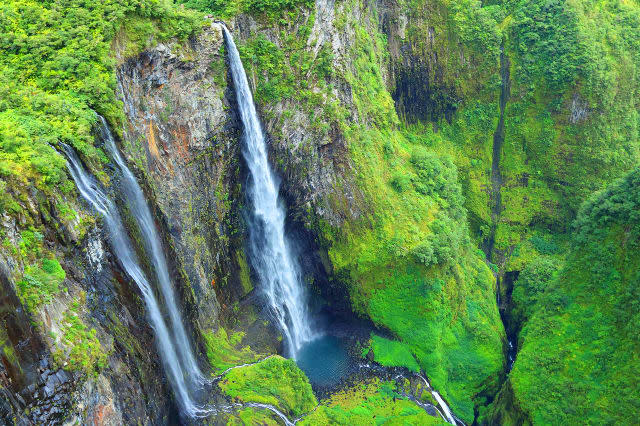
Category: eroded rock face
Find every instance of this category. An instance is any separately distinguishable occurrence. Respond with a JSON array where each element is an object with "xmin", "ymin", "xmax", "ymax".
[
  {"xmin": 231, "ymin": 7, "xmax": 364, "ymax": 229},
  {"xmin": 115, "ymin": 24, "xmax": 246, "ymax": 338},
  {"xmin": 0, "ymin": 3, "xmax": 501, "ymax": 423},
  {"xmin": 0, "ymin": 208, "xmax": 173, "ymax": 424}
]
